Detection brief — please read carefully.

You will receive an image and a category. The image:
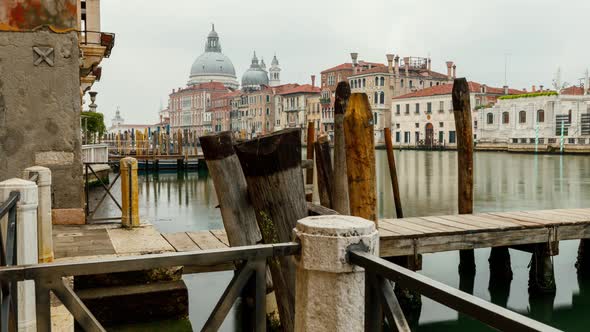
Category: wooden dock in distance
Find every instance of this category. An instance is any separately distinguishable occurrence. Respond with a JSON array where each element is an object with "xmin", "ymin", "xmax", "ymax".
[{"xmin": 161, "ymin": 208, "xmax": 590, "ymax": 263}]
